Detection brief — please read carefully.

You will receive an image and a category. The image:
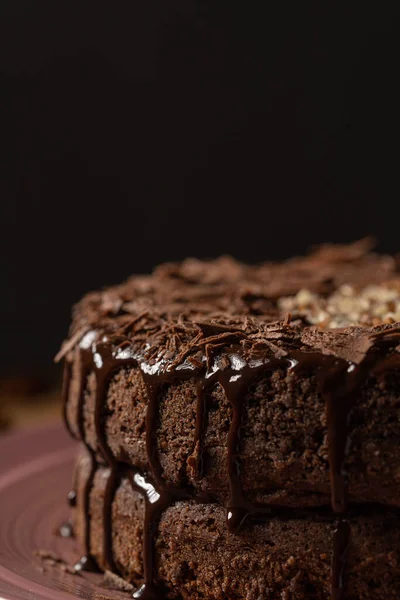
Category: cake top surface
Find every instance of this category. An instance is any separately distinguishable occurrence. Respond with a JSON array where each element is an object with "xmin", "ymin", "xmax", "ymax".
[{"xmin": 59, "ymin": 238, "xmax": 400, "ymax": 366}]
